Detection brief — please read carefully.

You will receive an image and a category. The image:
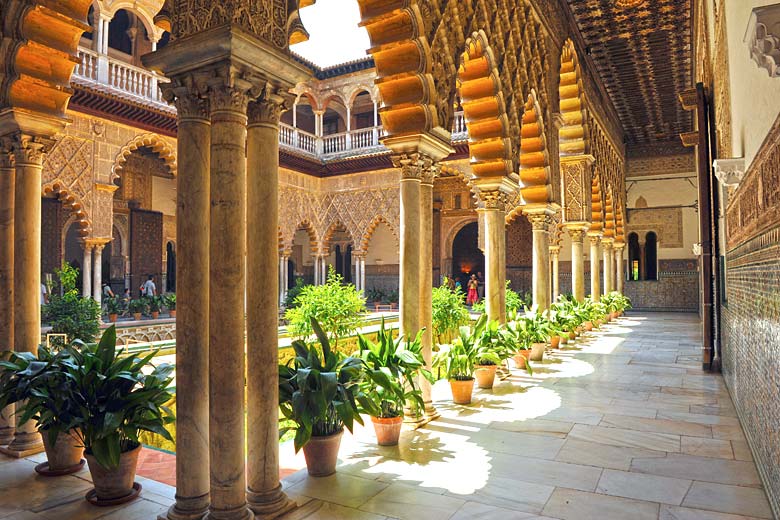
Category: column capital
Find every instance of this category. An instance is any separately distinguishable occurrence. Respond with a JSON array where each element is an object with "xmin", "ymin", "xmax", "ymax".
[
  {"xmin": 526, "ymin": 212, "xmax": 552, "ymax": 231},
  {"xmin": 248, "ymin": 84, "xmax": 293, "ymax": 127},
  {"xmin": 602, "ymin": 240, "xmax": 614, "ymax": 250},
  {"xmin": 549, "ymin": 245, "xmax": 561, "ymax": 255},
  {"xmin": 10, "ymin": 134, "xmax": 54, "ymax": 165},
  {"xmin": 478, "ymin": 189, "xmax": 512, "ymax": 211},
  {"xmin": 392, "ymin": 152, "xmax": 436, "ymax": 181},
  {"xmin": 0, "ymin": 140, "xmax": 13, "ymax": 169},
  {"xmin": 588, "ymin": 234, "xmax": 602, "ymax": 245},
  {"xmin": 161, "ymin": 80, "xmax": 210, "ymax": 121},
  {"xmin": 564, "ymin": 223, "xmax": 589, "ymax": 242}
]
